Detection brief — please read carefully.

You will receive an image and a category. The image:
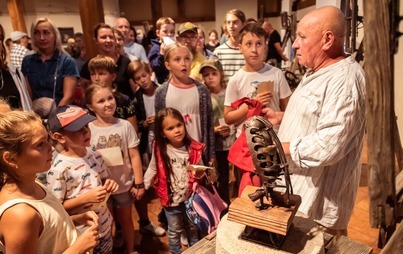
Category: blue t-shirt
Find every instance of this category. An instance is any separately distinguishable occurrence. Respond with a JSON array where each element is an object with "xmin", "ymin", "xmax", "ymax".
[{"xmin": 22, "ymin": 49, "xmax": 79, "ymax": 105}]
